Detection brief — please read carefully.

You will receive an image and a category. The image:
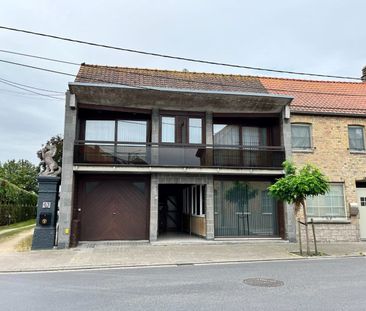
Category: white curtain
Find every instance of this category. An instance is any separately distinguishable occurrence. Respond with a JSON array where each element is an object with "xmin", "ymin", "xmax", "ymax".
[{"xmin": 85, "ymin": 120, "xmax": 115, "ymax": 141}]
